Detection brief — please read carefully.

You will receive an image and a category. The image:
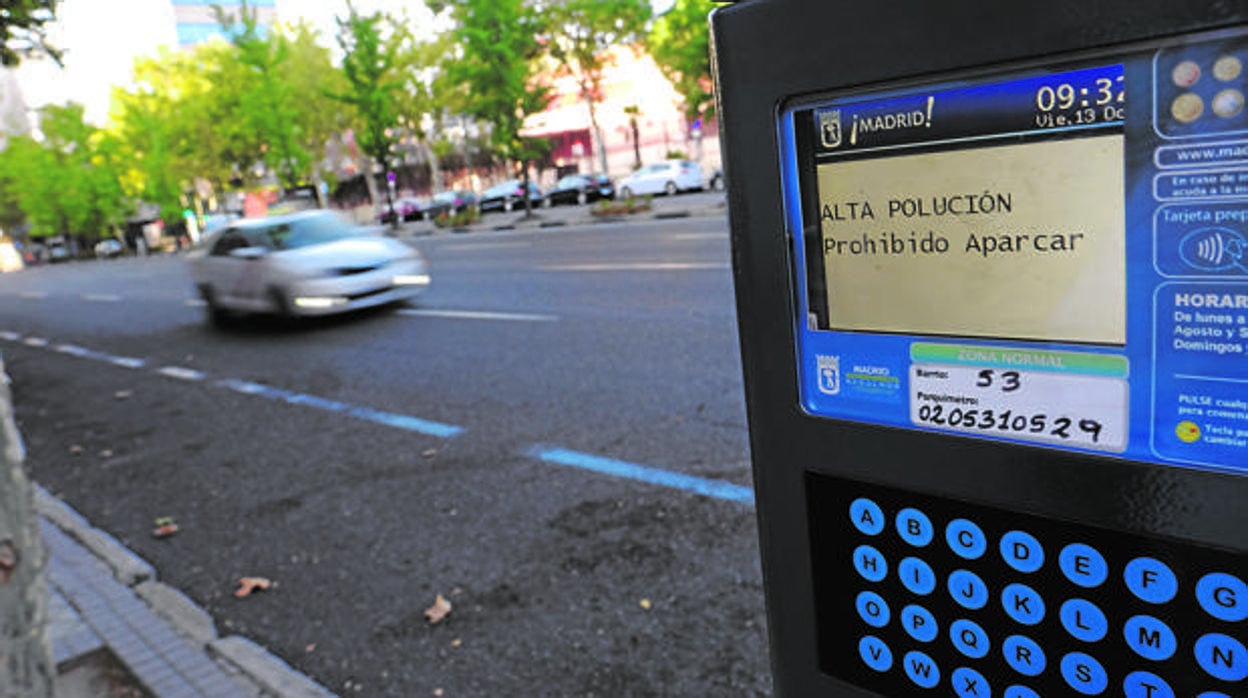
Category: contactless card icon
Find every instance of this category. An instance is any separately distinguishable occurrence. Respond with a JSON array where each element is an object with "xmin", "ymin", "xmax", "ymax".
[
  {"xmin": 817, "ymin": 355, "xmax": 841, "ymax": 395},
  {"xmin": 818, "ymin": 109, "xmax": 842, "ymax": 149},
  {"xmin": 1179, "ymin": 227, "xmax": 1248, "ymax": 273}
]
